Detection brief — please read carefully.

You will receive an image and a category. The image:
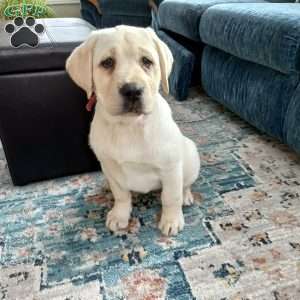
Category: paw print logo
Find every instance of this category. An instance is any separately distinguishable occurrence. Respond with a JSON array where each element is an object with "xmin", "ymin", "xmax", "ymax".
[{"xmin": 4, "ymin": 16, "xmax": 45, "ymax": 48}]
